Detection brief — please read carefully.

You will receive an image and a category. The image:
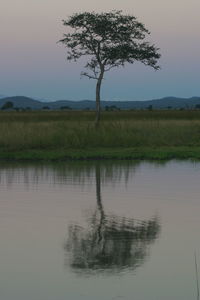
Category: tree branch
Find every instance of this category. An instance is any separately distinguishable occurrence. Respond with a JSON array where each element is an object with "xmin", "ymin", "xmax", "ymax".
[{"xmin": 81, "ymin": 72, "xmax": 98, "ymax": 80}]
